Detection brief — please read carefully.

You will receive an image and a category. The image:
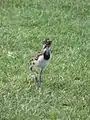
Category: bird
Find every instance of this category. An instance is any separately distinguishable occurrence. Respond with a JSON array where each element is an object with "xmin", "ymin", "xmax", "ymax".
[{"xmin": 29, "ymin": 39, "xmax": 52, "ymax": 87}]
